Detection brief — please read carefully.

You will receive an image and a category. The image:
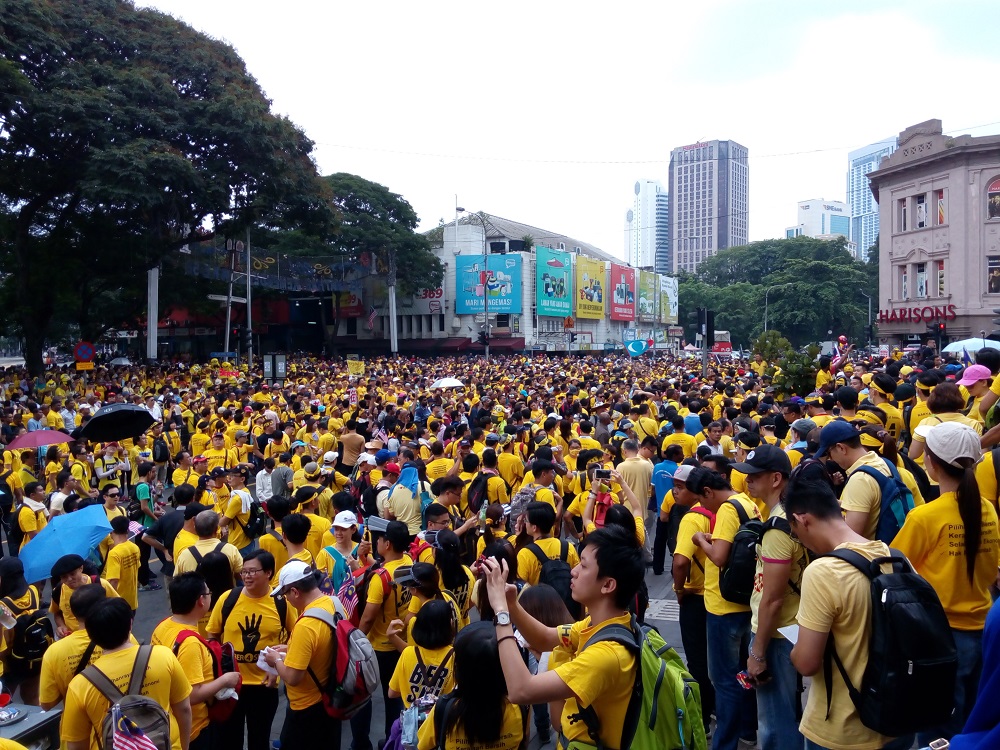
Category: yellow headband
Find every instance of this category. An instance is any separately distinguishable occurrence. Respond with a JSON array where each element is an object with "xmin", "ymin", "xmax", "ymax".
[
  {"xmin": 859, "ymin": 432, "xmax": 885, "ymax": 449},
  {"xmin": 869, "ymin": 382, "xmax": 888, "ymax": 397}
]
